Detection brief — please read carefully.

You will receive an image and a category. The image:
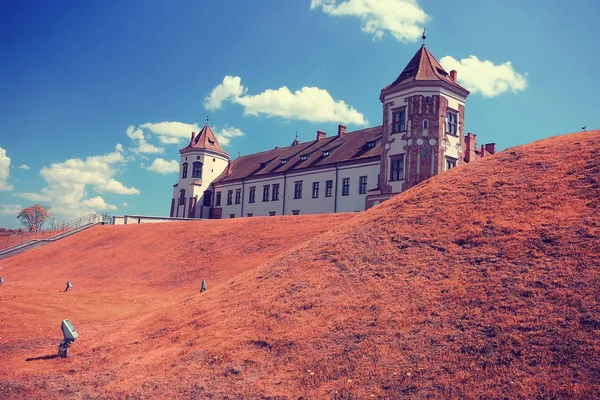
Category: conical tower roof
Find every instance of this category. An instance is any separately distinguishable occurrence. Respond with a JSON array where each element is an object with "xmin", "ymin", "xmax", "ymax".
[{"xmin": 180, "ymin": 123, "xmax": 229, "ymax": 156}]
